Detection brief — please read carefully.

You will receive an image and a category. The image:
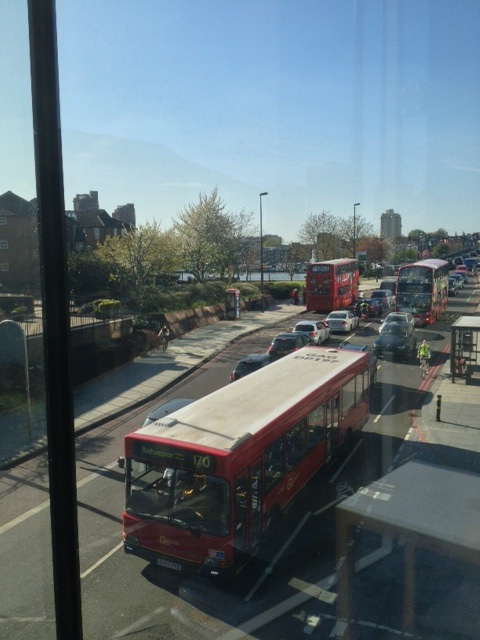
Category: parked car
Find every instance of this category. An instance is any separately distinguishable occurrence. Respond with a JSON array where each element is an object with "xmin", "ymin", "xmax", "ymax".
[
  {"xmin": 142, "ymin": 397, "xmax": 195, "ymax": 427},
  {"xmin": 450, "ymin": 272, "xmax": 464, "ymax": 289},
  {"xmin": 230, "ymin": 353, "xmax": 271, "ymax": 381},
  {"xmin": 370, "ymin": 289, "xmax": 395, "ymax": 312},
  {"xmin": 373, "ymin": 322, "xmax": 417, "ymax": 361},
  {"xmin": 448, "ymin": 277, "xmax": 460, "ymax": 296},
  {"xmin": 379, "ymin": 279, "xmax": 398, "ymax": 297},
  {"xmin": 325, "ymin": 310, "xmax": 360, "ymax": 333},
  {"xmin": 267, "ymin": 332, "xmax": 309, "ymax": 360},
  {"xmin": 379, "ymin": 312, "xmax": 415, "ymax": 333},
  {"xmin": 338, "ymin": 343, "xmax": 378, "ymax": 385},
  {"xmin": 292, "ymin": 319, "xmax": 330, "ymax": 344}
]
